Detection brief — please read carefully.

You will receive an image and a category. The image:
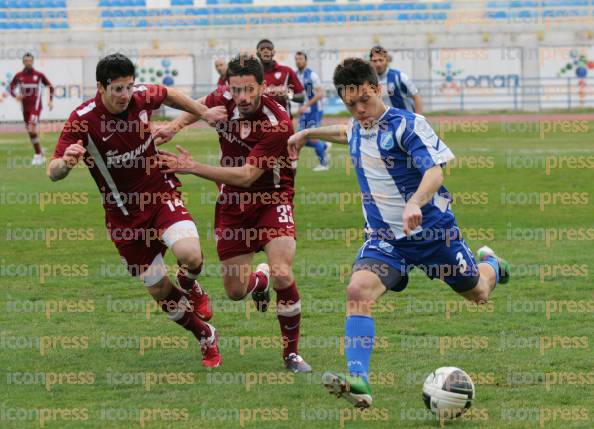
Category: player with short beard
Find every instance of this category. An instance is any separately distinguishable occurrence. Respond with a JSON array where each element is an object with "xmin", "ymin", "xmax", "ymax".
[{"xmin": 155, "ymin": 54, "xmax": 311, "ymax": 373}]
